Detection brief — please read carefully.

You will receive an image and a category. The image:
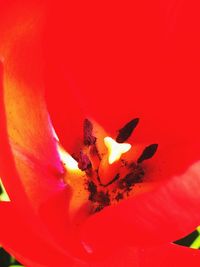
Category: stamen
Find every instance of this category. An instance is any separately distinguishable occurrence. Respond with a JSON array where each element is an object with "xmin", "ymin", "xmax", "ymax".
[
  {"xmin": 63, "ymin": 118, "xmax": 158, "ymax": 214},
  {"xmin": 116, "ymin": 118, "xmax": 139, "ymax": 143},
  {"xmin": 77, "ymin": 151, "xmax": 92, "ymax": 171},
  {"xmin": 93, "ymin": 191, "xmax": 110, "ymax": 206},
  {"xmin": 89, "ymin": 144, "xmax": 101, "ymax": 159},
  {"xmin": 87, "ymin": 180, "xmax": 111, "ymax": 212},
  {"xmin": 137, "ymin": 144, "xmax": 158, "ymax": 163},
  {"xmin": 87, "ymin": 181, "xmax": 97, "ymax": 201},
  {"xmin": 115, "ymin": 192, "xmax": 123, "ymax": 201},
  {"xmin": 83, "ymin": 119, "xmax": 96, "ymax": 146},
  {"xmin": 118, "ymin": 164, "xmax": 145, "ymax": 191}
]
